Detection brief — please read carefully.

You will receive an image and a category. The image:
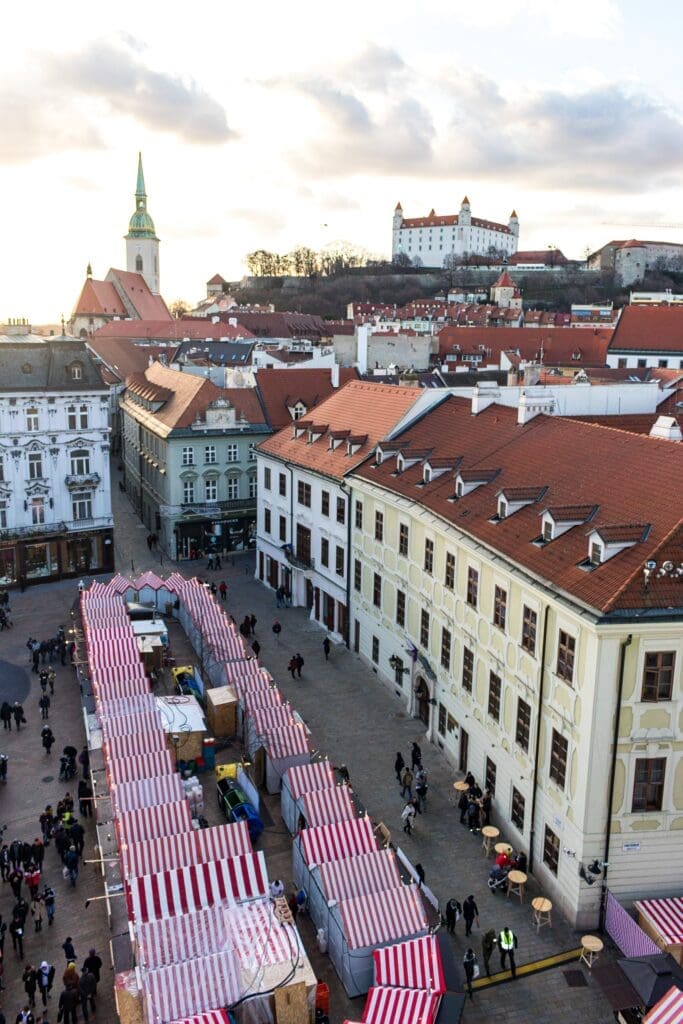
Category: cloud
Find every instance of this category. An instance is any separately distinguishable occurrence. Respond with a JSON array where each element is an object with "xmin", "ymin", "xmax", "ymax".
[{"xmin": 340, "ymin": 44, "xmax": 407, "ymax": 92}]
